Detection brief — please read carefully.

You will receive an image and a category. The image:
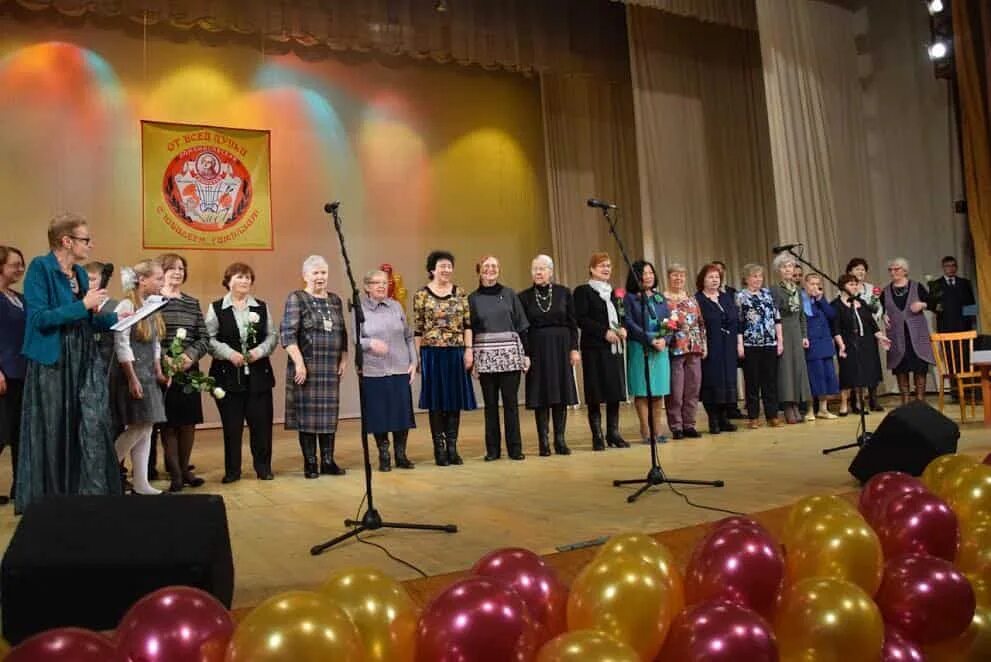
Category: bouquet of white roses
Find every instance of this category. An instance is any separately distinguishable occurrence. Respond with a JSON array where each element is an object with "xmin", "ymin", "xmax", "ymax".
[{"xmin": 163, "ymin": 327, "xmax": 225, "ymax": 399}]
